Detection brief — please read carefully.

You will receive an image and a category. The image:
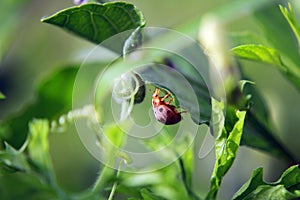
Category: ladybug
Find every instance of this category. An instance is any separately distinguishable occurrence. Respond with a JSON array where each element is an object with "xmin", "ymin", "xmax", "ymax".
[{"xmin": 152, "ymin": 88, "xmax": 182, "ymax": 125}]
